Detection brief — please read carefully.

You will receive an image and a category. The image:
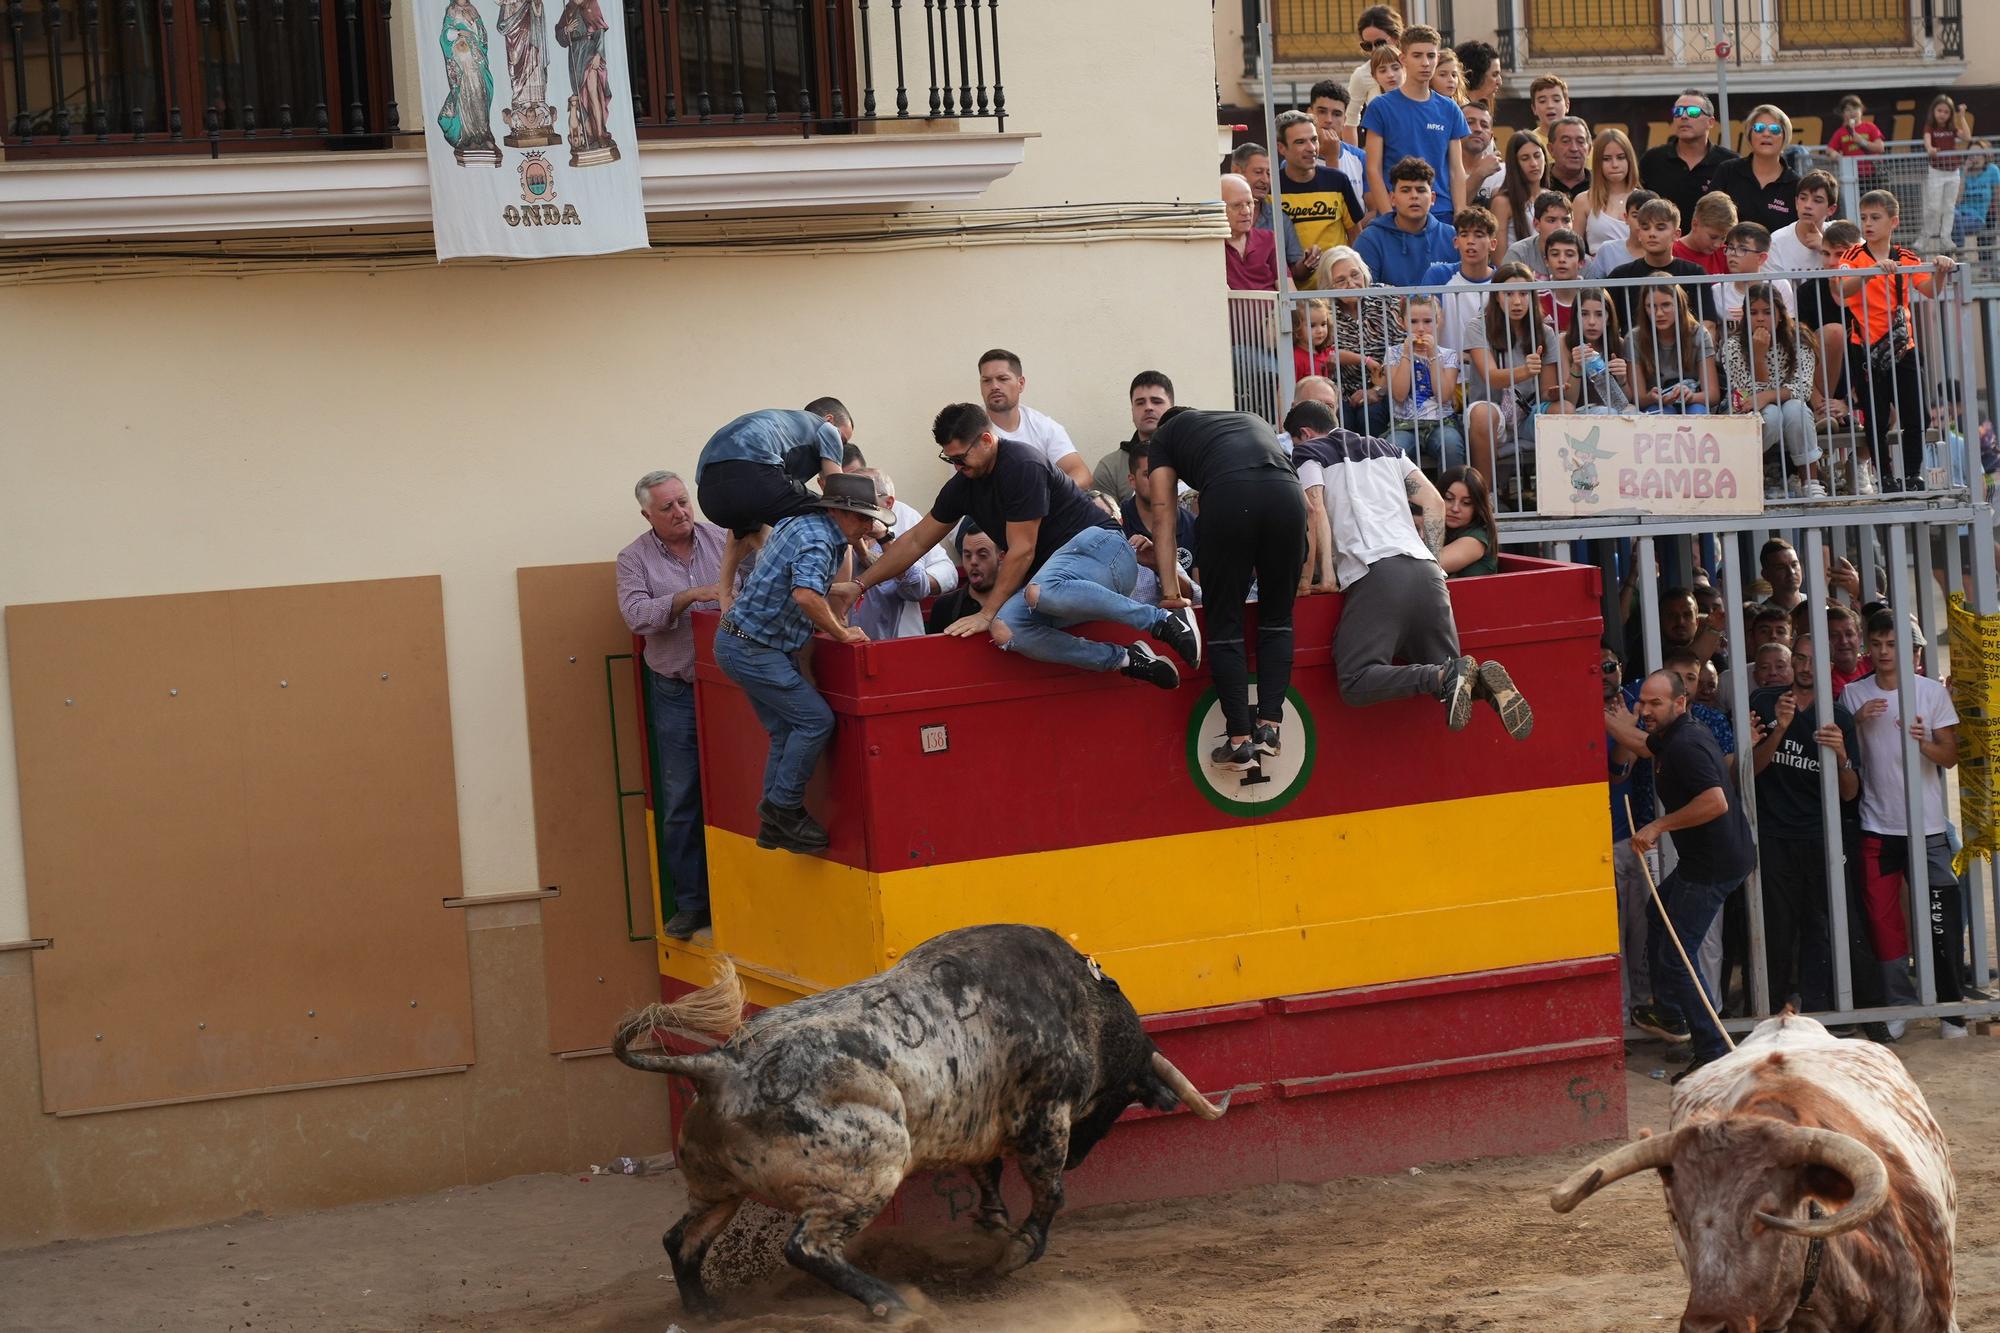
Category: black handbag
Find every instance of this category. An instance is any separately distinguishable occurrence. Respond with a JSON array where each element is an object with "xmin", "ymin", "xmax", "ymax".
[{"xmin": 1866, "ymin": 263, "xmax": 1914, "ymax": 374}]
